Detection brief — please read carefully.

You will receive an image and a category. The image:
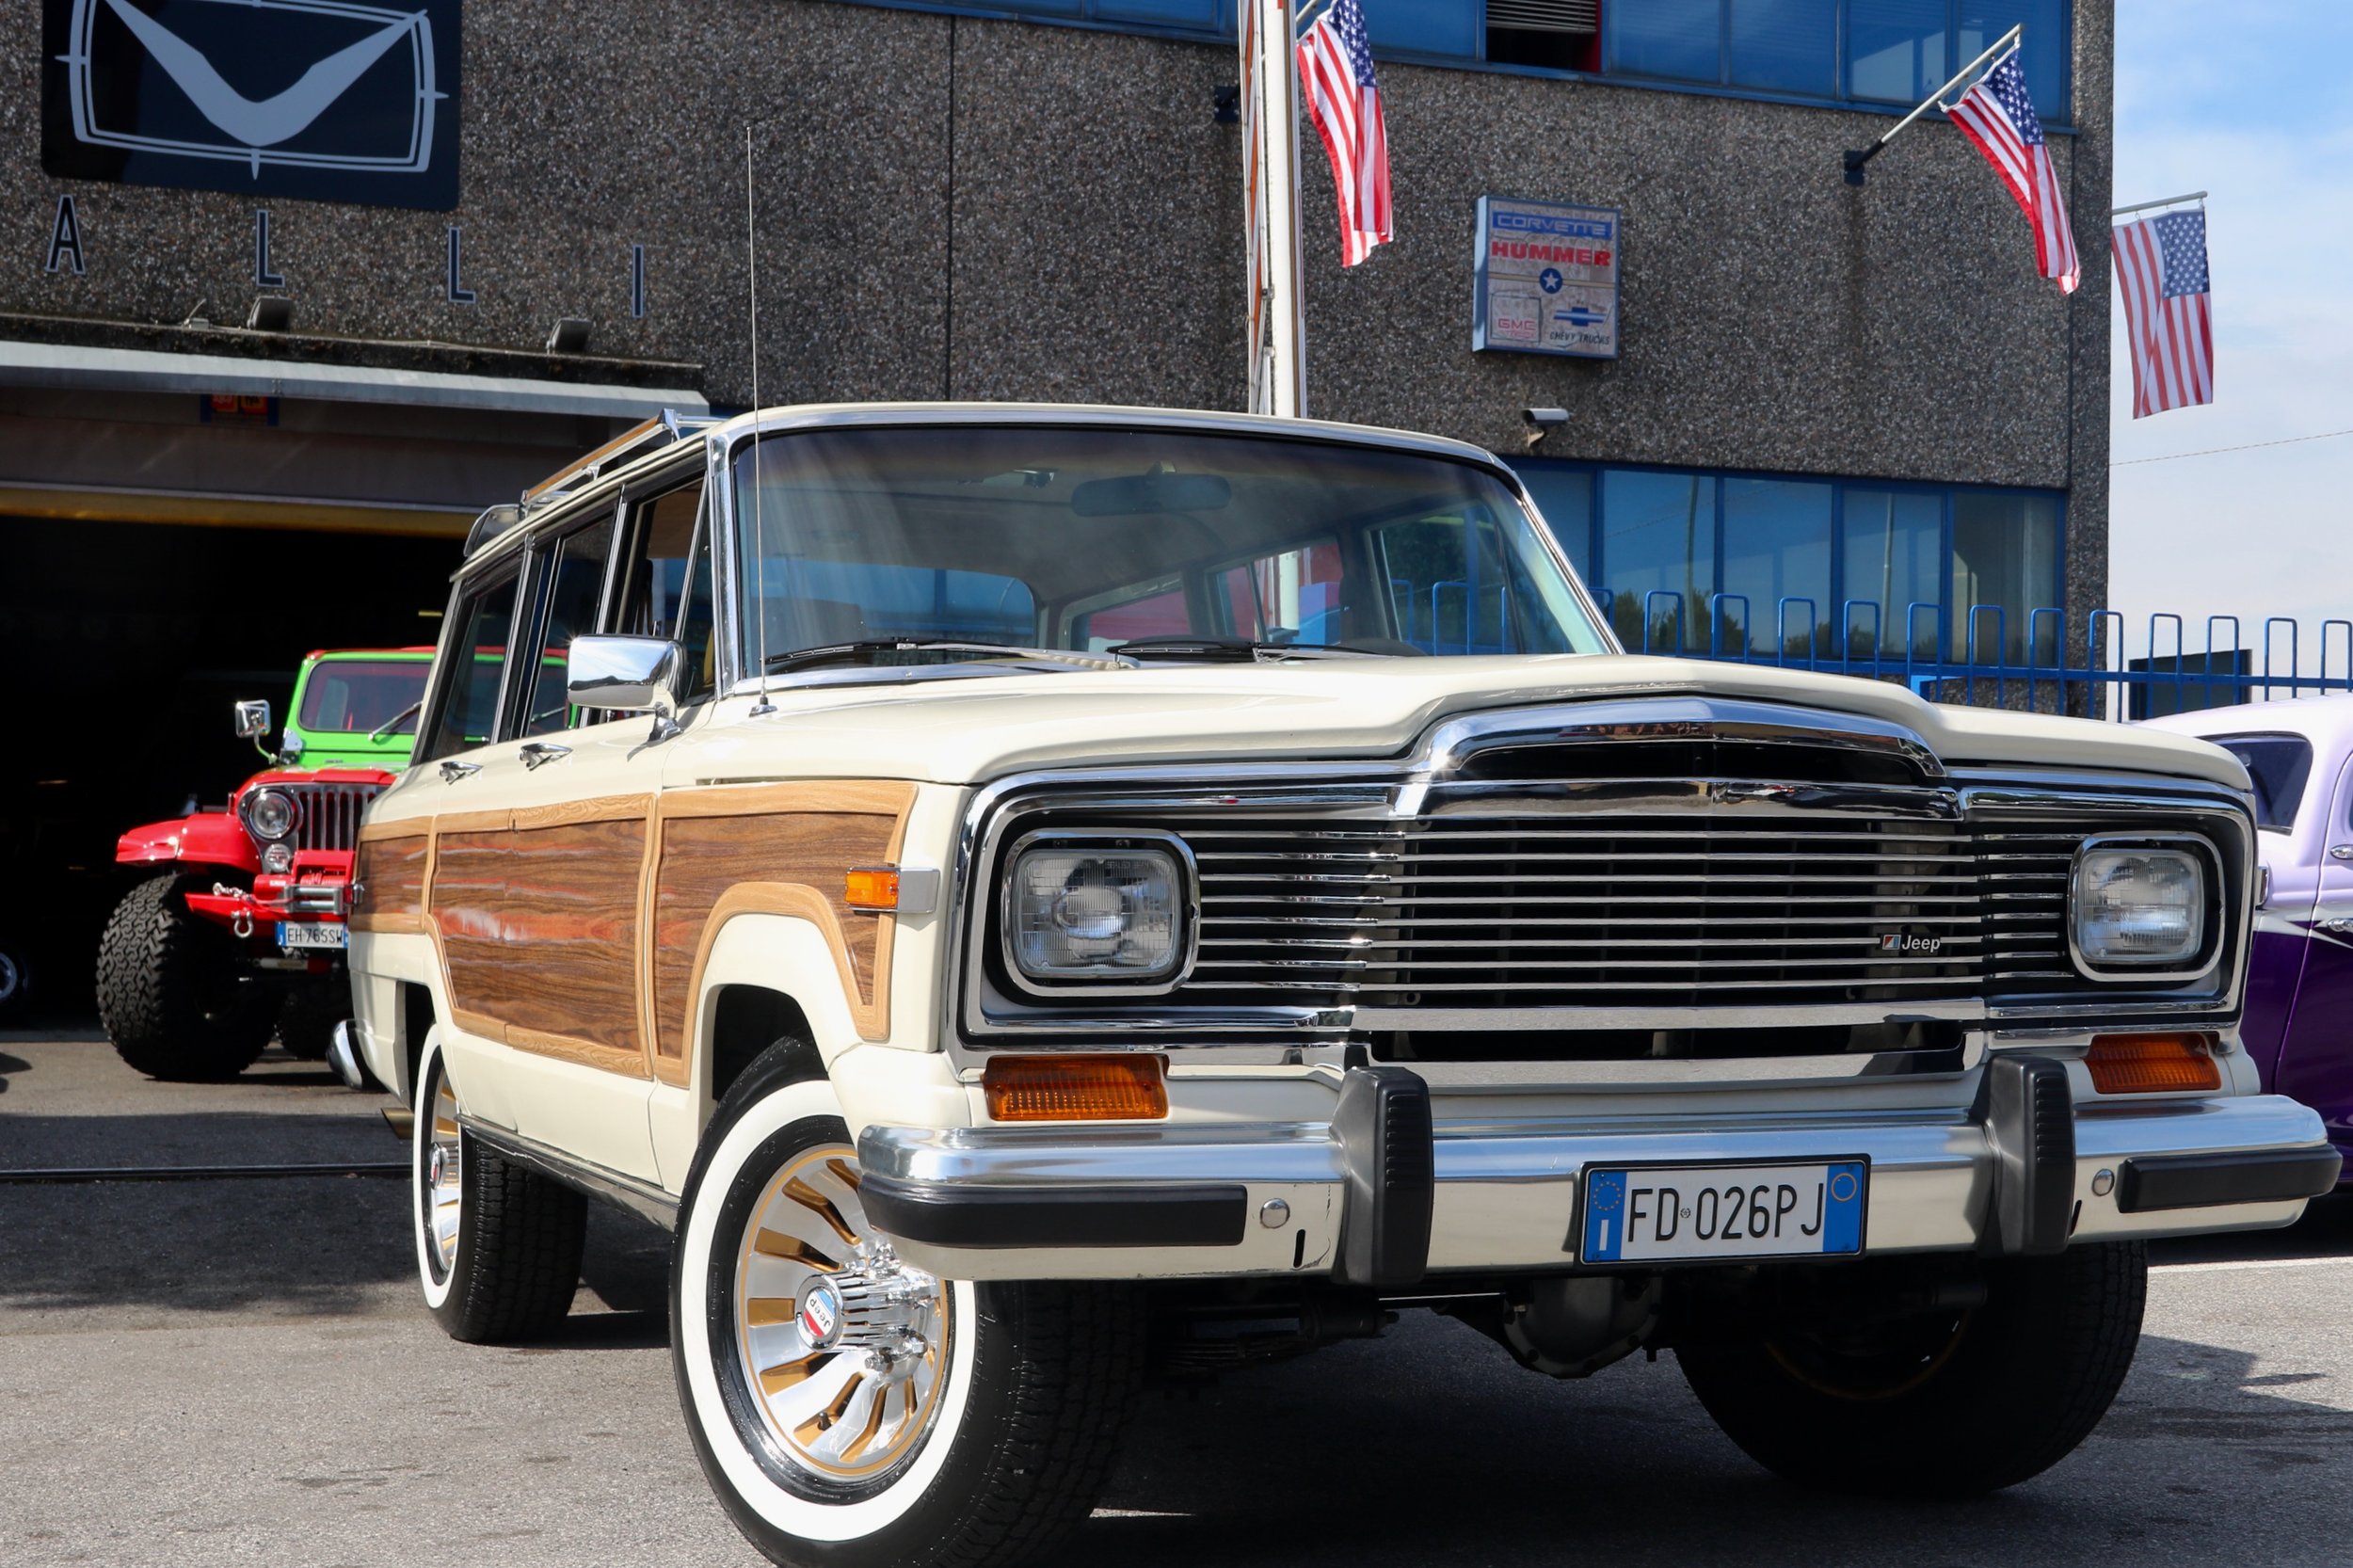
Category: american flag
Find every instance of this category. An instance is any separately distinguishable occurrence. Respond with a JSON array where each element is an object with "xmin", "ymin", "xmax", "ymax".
[
  {"xmin": 1296, "ymin": 0, "xmax": 1391, "ymax": 268},
  {"xmin": 1946, "ymin": 52, "xmax": 2079, "ymax": 294},
  {"xmin": 2113, "ymin": 209, "xmax": 2214, "ymax": 417}
]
